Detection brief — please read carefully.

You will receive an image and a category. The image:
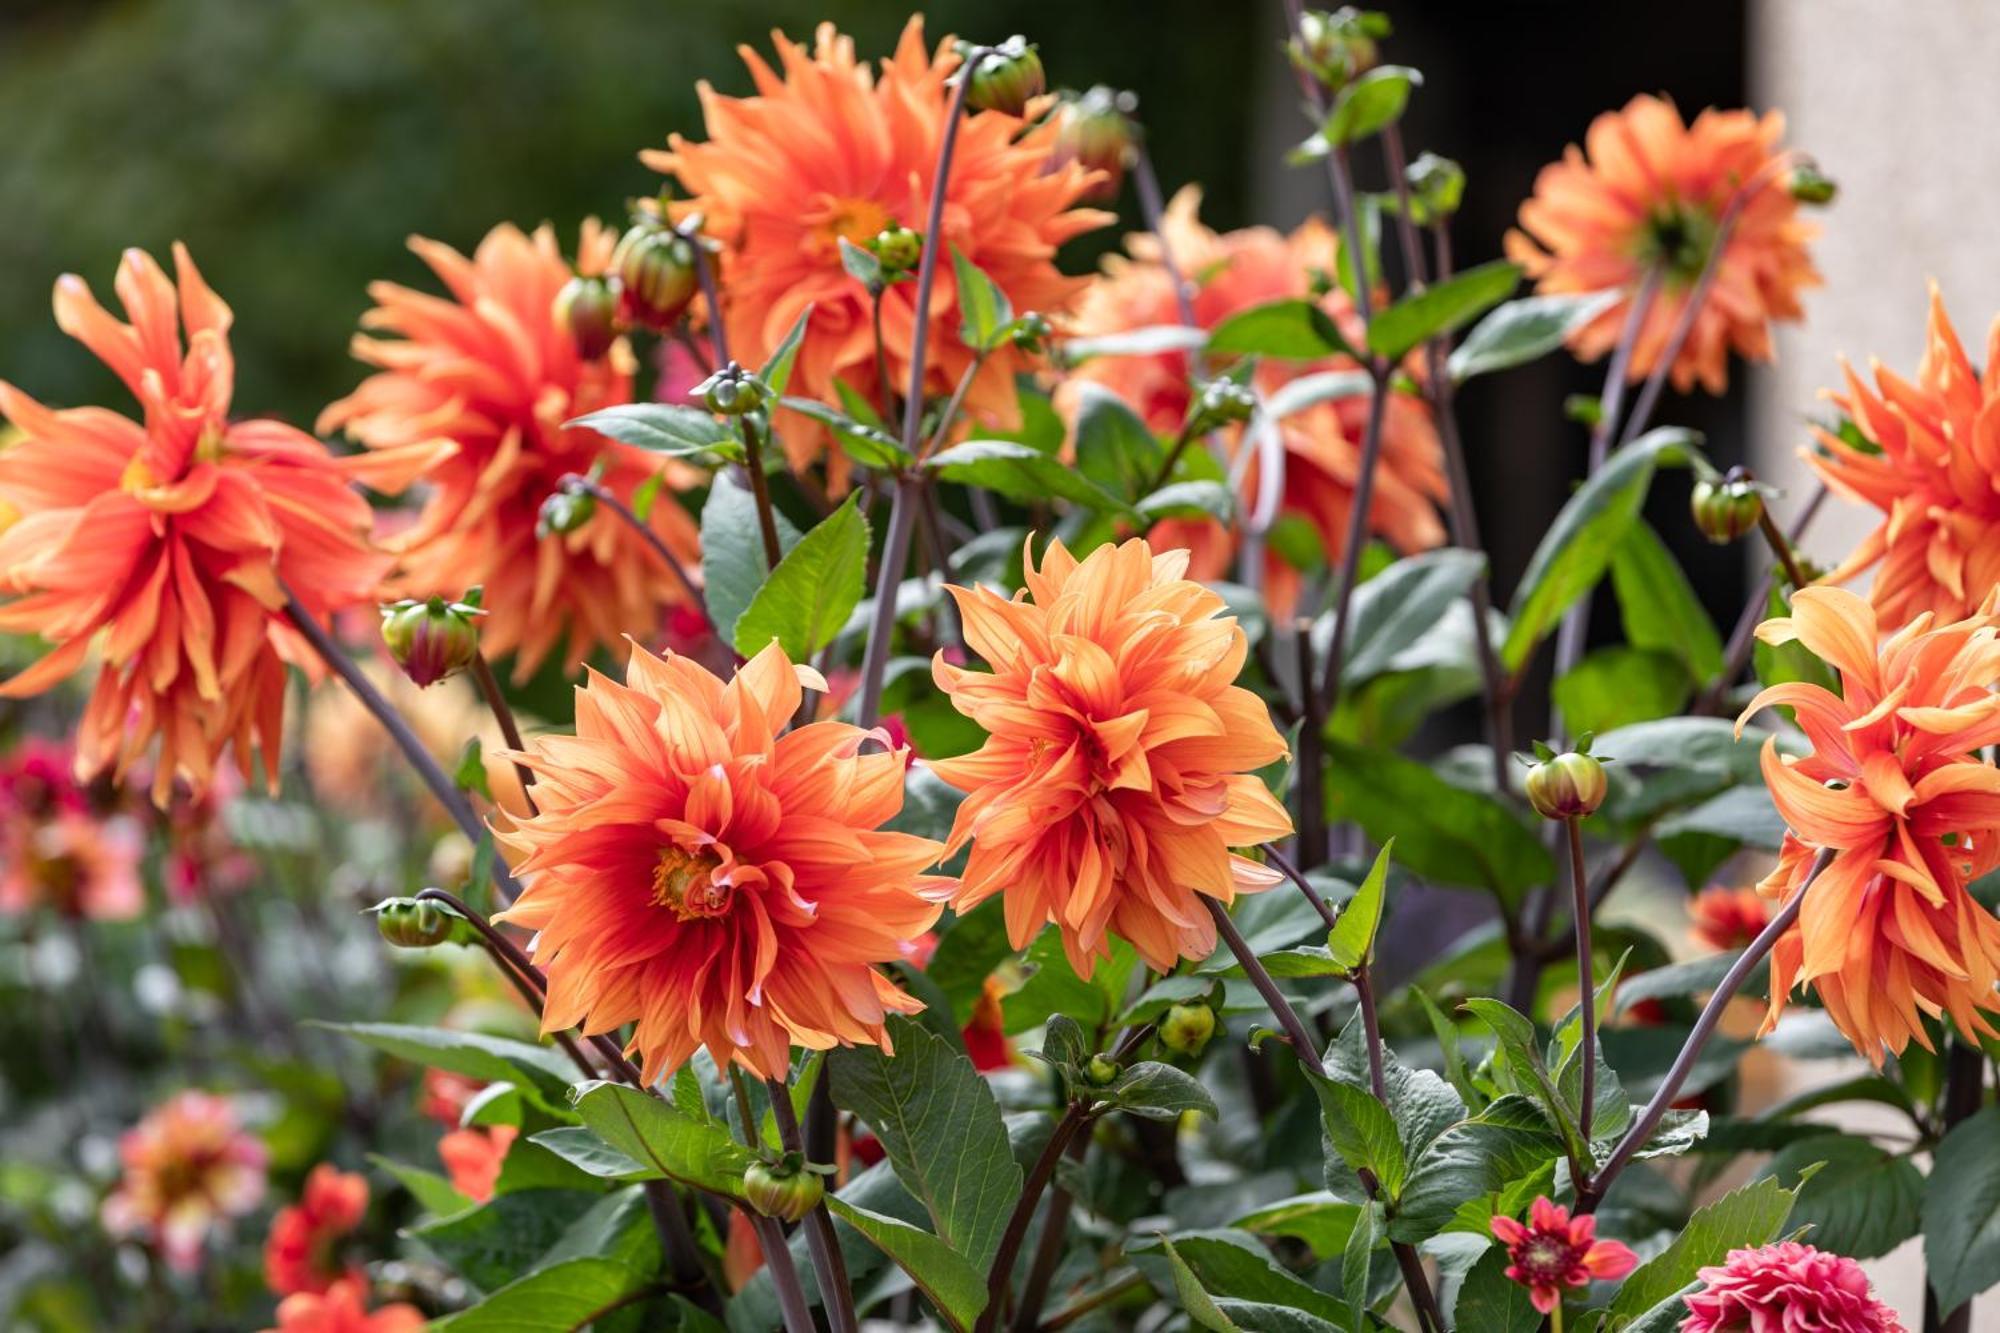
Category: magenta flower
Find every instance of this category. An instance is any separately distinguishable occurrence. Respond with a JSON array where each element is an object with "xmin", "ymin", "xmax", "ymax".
[
  {"xmin": 1491, "ymin": 1196, "xmax": 1639, "ymax": 1315},
  {"xmin": 1681, "ymin": 1242, "xmax": 1907, "ymax": 1332}
]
